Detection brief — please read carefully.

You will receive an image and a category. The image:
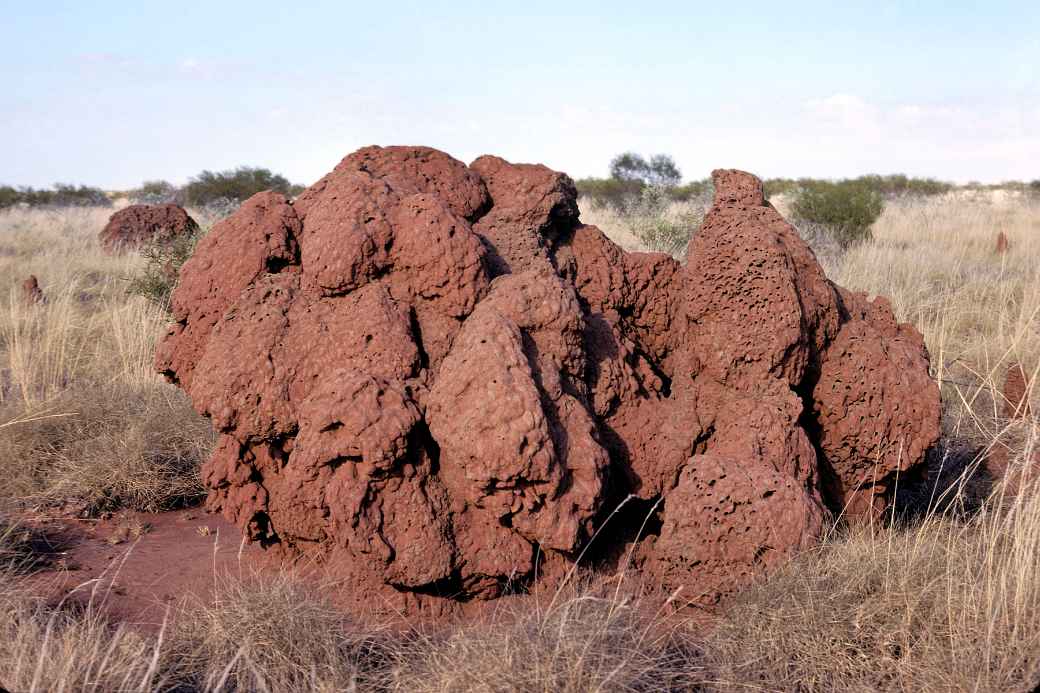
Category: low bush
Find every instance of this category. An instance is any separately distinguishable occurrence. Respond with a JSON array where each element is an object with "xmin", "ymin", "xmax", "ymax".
[
  {"xmin": 764, "ymin": 177, "xmax": 808, "ymax": 198},
  {"xmin": 183, "ymin": 166, "xmax": 297, "ymax": 207},
  {"xmin": 166, "ymin": 573, "xmax": 388, "ymax": 691},
  {"xmin": 856, "ymin": 173, "xmax": 953, "ymax": 197},
  {"xmin": 790, "ymin": 179, "xmax": 884, "ymax": 246},
  {"xmin": 0, "ymin": 186, "xmax": 20, "ymax": 208},
  {"xmin": 127, "ymin": 230, "xmax": 201, "ymax": 308},
  {"xmin": 0, "ymin": 184, "xmax": 111, "ymax": 209},
  {"xmin": 577, "ymin": 177, "xmax": 712, "ymax": 212},
  {"xmin": 130, "ymin": 179, "xmax": 183, "ymax": 205},
  {"xmin": 768, "ymin": 175, "xmax": 952, "ymax": 202},
  {"xmin": 575, "ymin": 177, "xmax": 644, "ymax": 209}
]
